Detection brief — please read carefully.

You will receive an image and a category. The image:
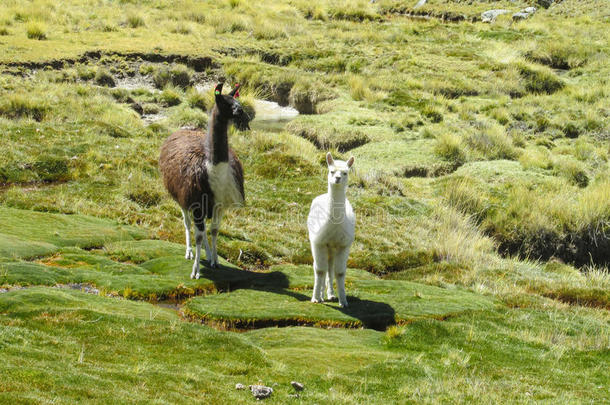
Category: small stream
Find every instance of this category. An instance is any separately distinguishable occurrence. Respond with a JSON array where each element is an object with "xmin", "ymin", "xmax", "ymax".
[{"xmin": 116, "ymin": 79, "xmax": 300, "ymax": 130}]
